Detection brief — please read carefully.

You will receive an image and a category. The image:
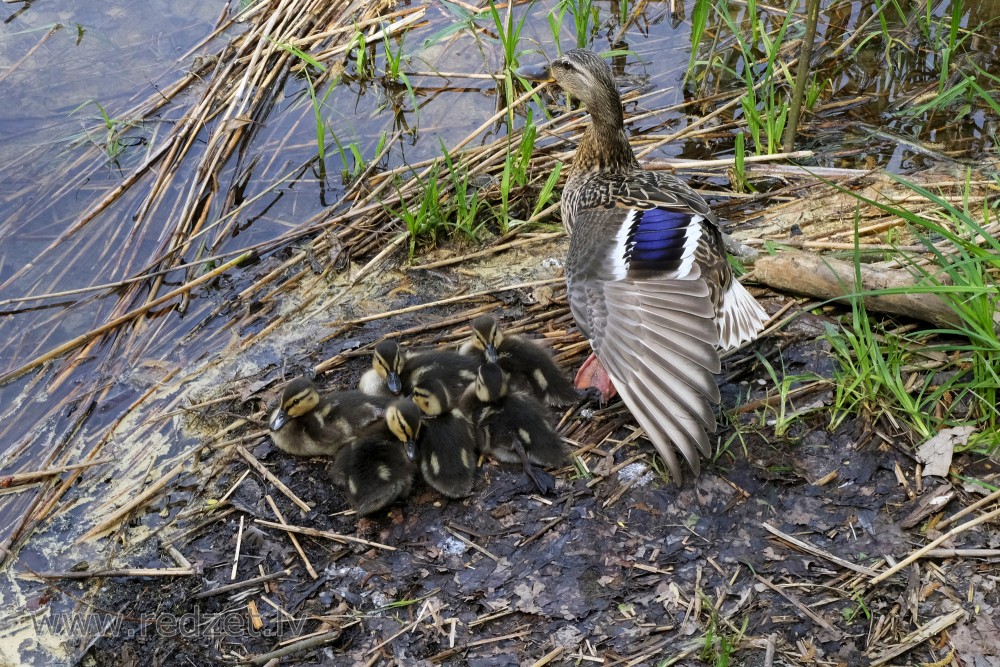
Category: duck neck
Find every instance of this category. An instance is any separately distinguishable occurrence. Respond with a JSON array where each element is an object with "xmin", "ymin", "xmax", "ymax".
[{"xmin": 569, "ymin": 98, "xmax": 639, "ymax": 180}]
